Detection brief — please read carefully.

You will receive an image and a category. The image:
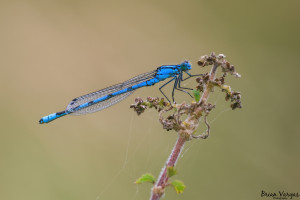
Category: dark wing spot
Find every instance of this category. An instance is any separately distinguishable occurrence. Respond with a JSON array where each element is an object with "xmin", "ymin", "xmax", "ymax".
[{"xmin": 70, "ymin": 98, "xmax": 78, "ymax": 105}]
